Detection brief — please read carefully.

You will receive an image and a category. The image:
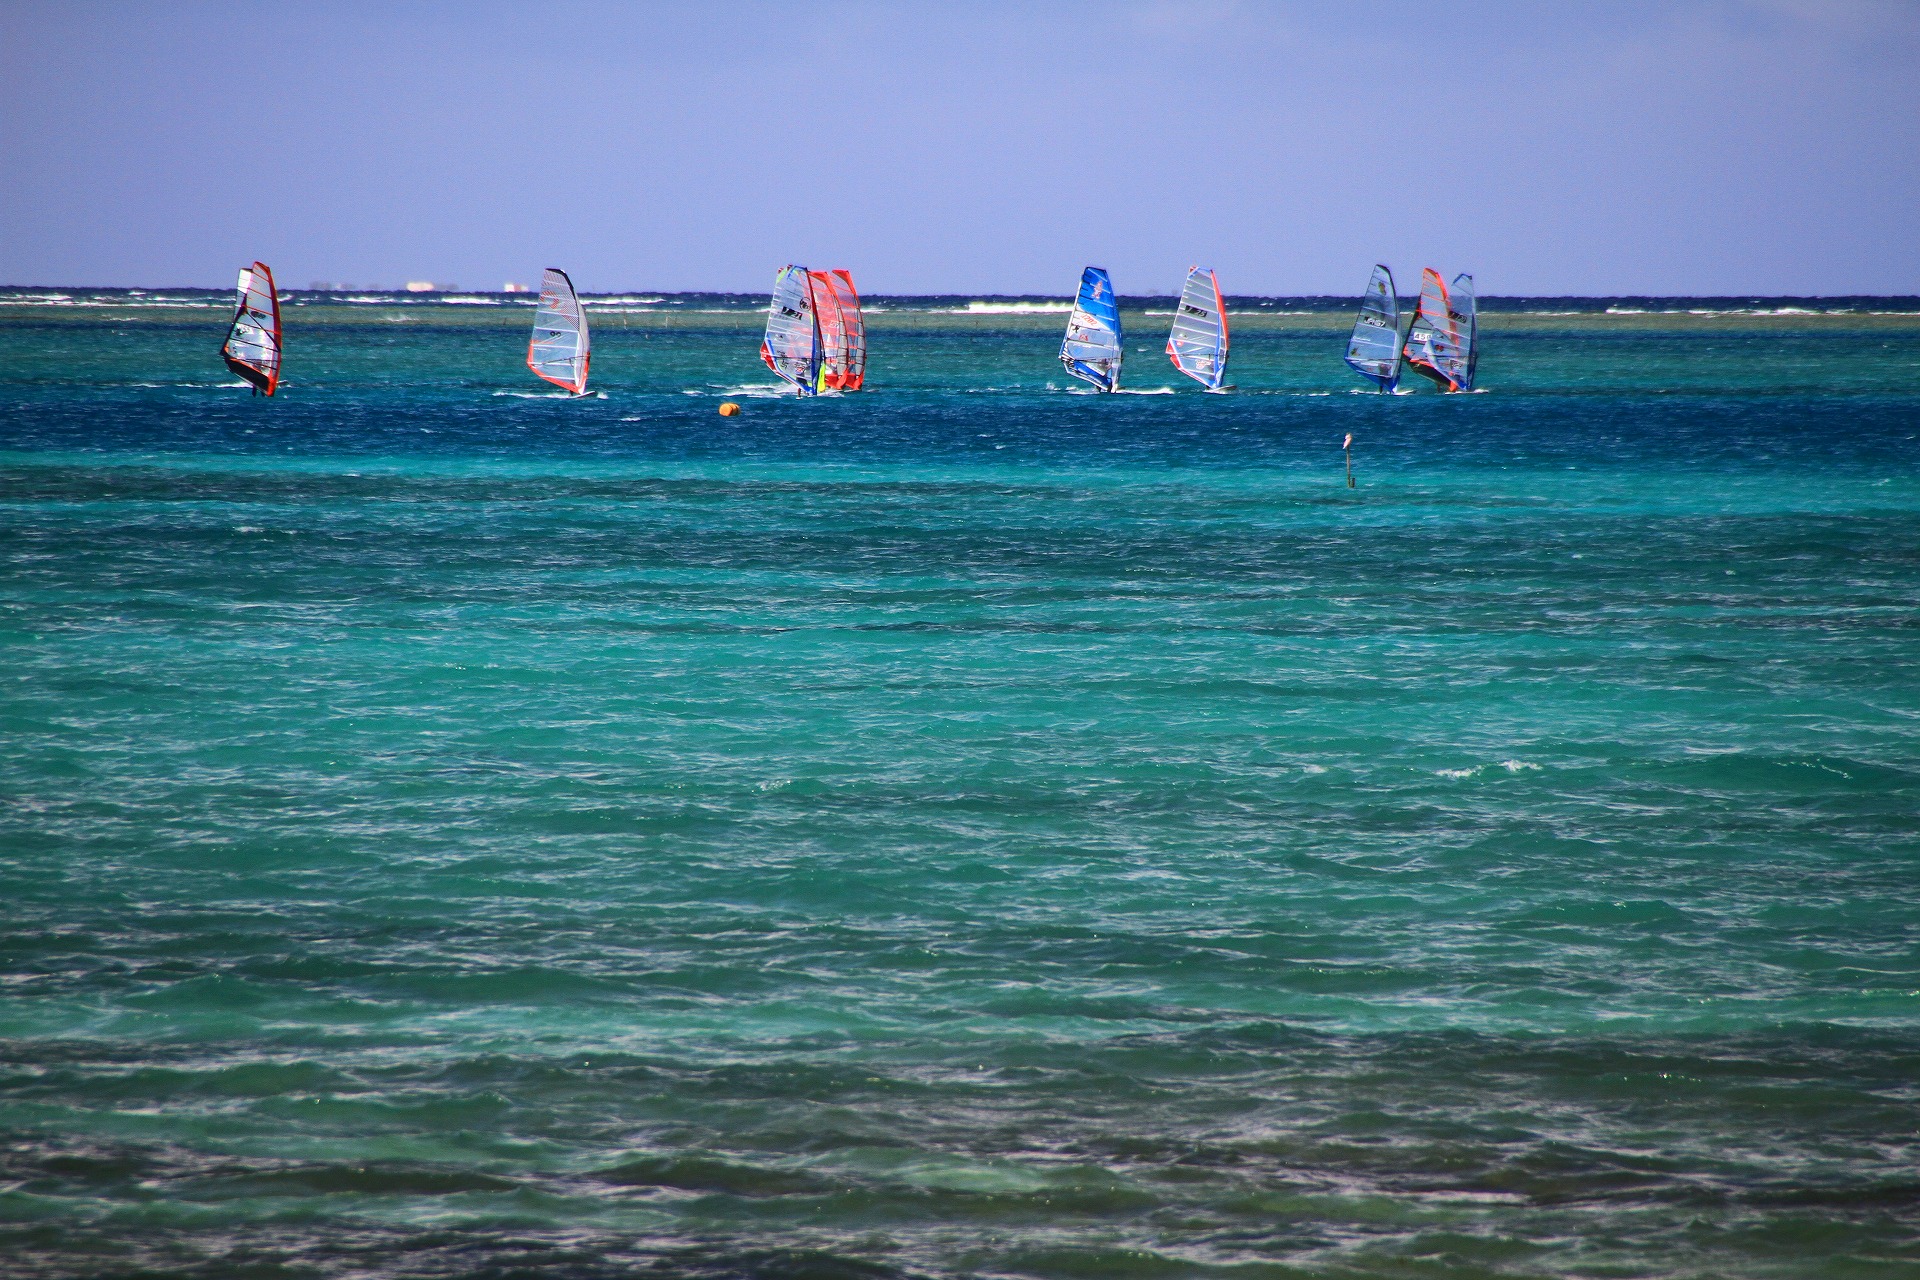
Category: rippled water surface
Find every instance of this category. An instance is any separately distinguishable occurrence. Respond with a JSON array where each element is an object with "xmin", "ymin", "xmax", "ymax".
[{"xmin": 2, "ymin": 294, "xmax": 1919, "ymax": 1278}]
